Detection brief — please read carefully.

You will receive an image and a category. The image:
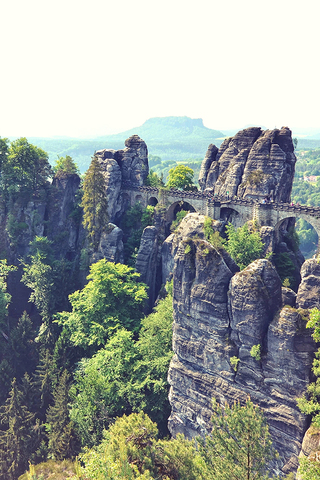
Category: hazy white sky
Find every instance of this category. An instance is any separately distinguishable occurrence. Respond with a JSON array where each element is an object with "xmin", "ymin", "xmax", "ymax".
[{"xmin": 1, "ymin": 0, "xmax": 320, "ymax": 137}]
